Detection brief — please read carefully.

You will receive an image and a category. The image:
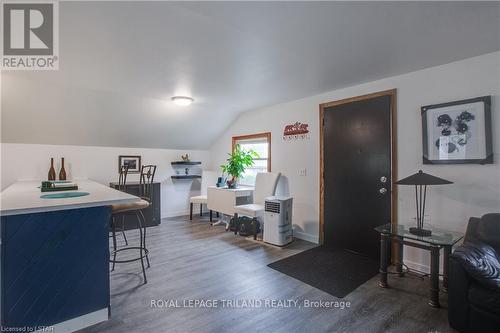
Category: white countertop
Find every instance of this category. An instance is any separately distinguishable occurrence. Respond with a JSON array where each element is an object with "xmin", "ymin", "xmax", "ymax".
[{"xmin": 0, "ymin": 180, "xmax": 139, "ymax": 216}]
